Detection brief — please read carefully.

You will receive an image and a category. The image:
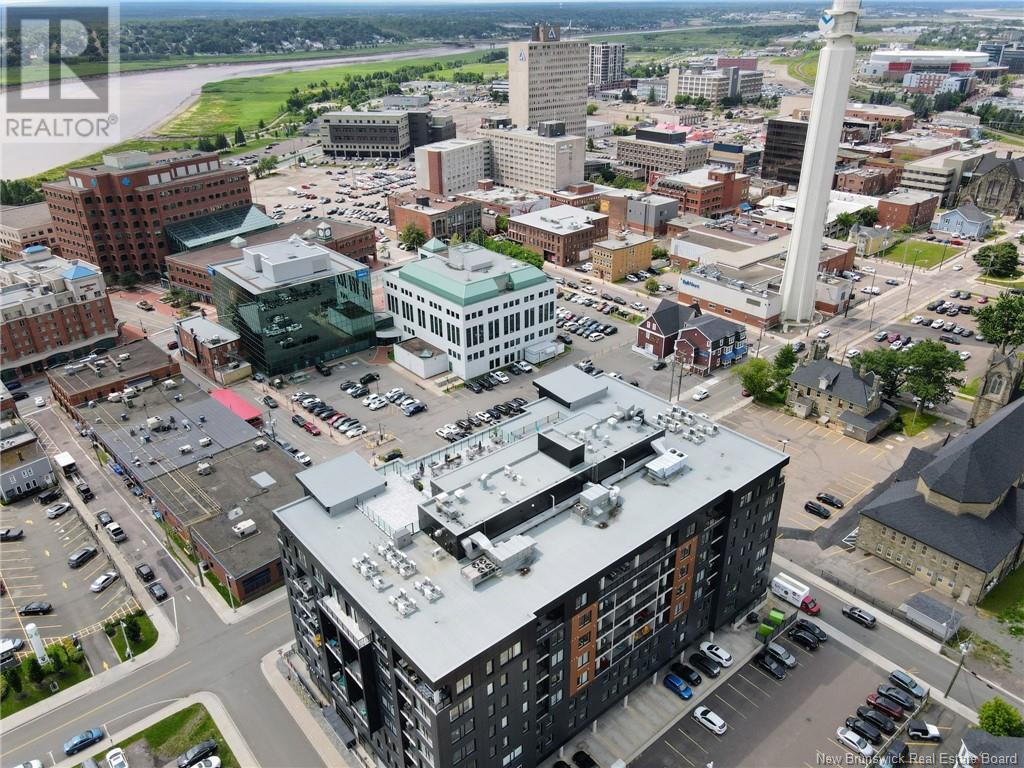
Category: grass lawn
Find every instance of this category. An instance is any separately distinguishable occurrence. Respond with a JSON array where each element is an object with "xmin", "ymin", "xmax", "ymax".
[
  {"xmin": 947, "ymin": 629, "xmax": 1012, "ymax": 669},
  {"xmin": 958, "ymin": 378, "xmax": 981, "ymax": 397},
  {"xmin": 92, "ymin": 703, "xmax": 239, "ymax": 768},
  {"xmin": 896, "ymin": 406, "xmax": 938, "ymax": 437},
  {"xmin": 979, "ymin": 274, "xmax": 1024, "ymax": 290},
  {"xmin": 204, "ymin": 571, "xmax": 236, "ymax": 608},
  {"xmin": 109, "ymin": 613, "xmax": 159, "ymax": 661},
  {"xmin": 160, "ymin": 52, "xmax": 503, "ymax": 136},
  {"xmin": 1, "ymin": 643, "xmax": 91, "ymax": 719},
  {"xmin": 882, "ymin": 239, "xmax": 962, "ymax": 269},
  {"xmin": 772, "ymin": 51, "xmax": 818, "ymax": 85},
  {"xmin": 978, "ymin": 565, "xmax": 1024, "ymax": 637}
]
